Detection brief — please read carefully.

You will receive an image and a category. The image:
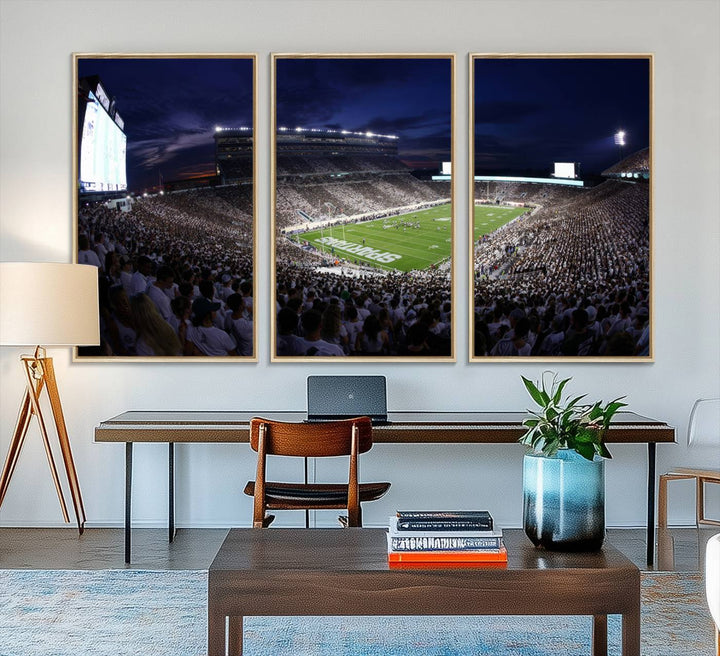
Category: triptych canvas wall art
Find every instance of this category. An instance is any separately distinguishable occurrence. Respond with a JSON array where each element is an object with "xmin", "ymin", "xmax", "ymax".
[{"xmin": 72, "ymin": 53, "xmax": 651, "ymax": 363}]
